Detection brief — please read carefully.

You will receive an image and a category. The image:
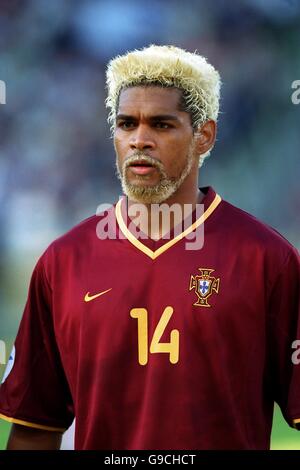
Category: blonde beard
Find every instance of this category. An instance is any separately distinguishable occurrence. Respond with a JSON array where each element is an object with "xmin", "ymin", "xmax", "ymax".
[{"xmin": 117, "ymin": 147, "xmax": 195, "ymax": 204}]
